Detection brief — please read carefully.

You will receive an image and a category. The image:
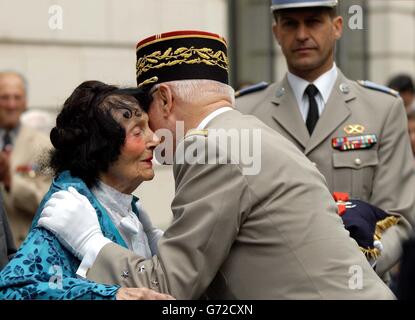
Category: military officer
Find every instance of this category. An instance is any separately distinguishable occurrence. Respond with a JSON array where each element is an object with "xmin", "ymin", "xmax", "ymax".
[
  {"xmin": 39, "ymin": 30, "xmax": 394, "ymax": 299},
  {"xmin": 236, "ymin": 0, "xmax": 415, "ymax": 277}
]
